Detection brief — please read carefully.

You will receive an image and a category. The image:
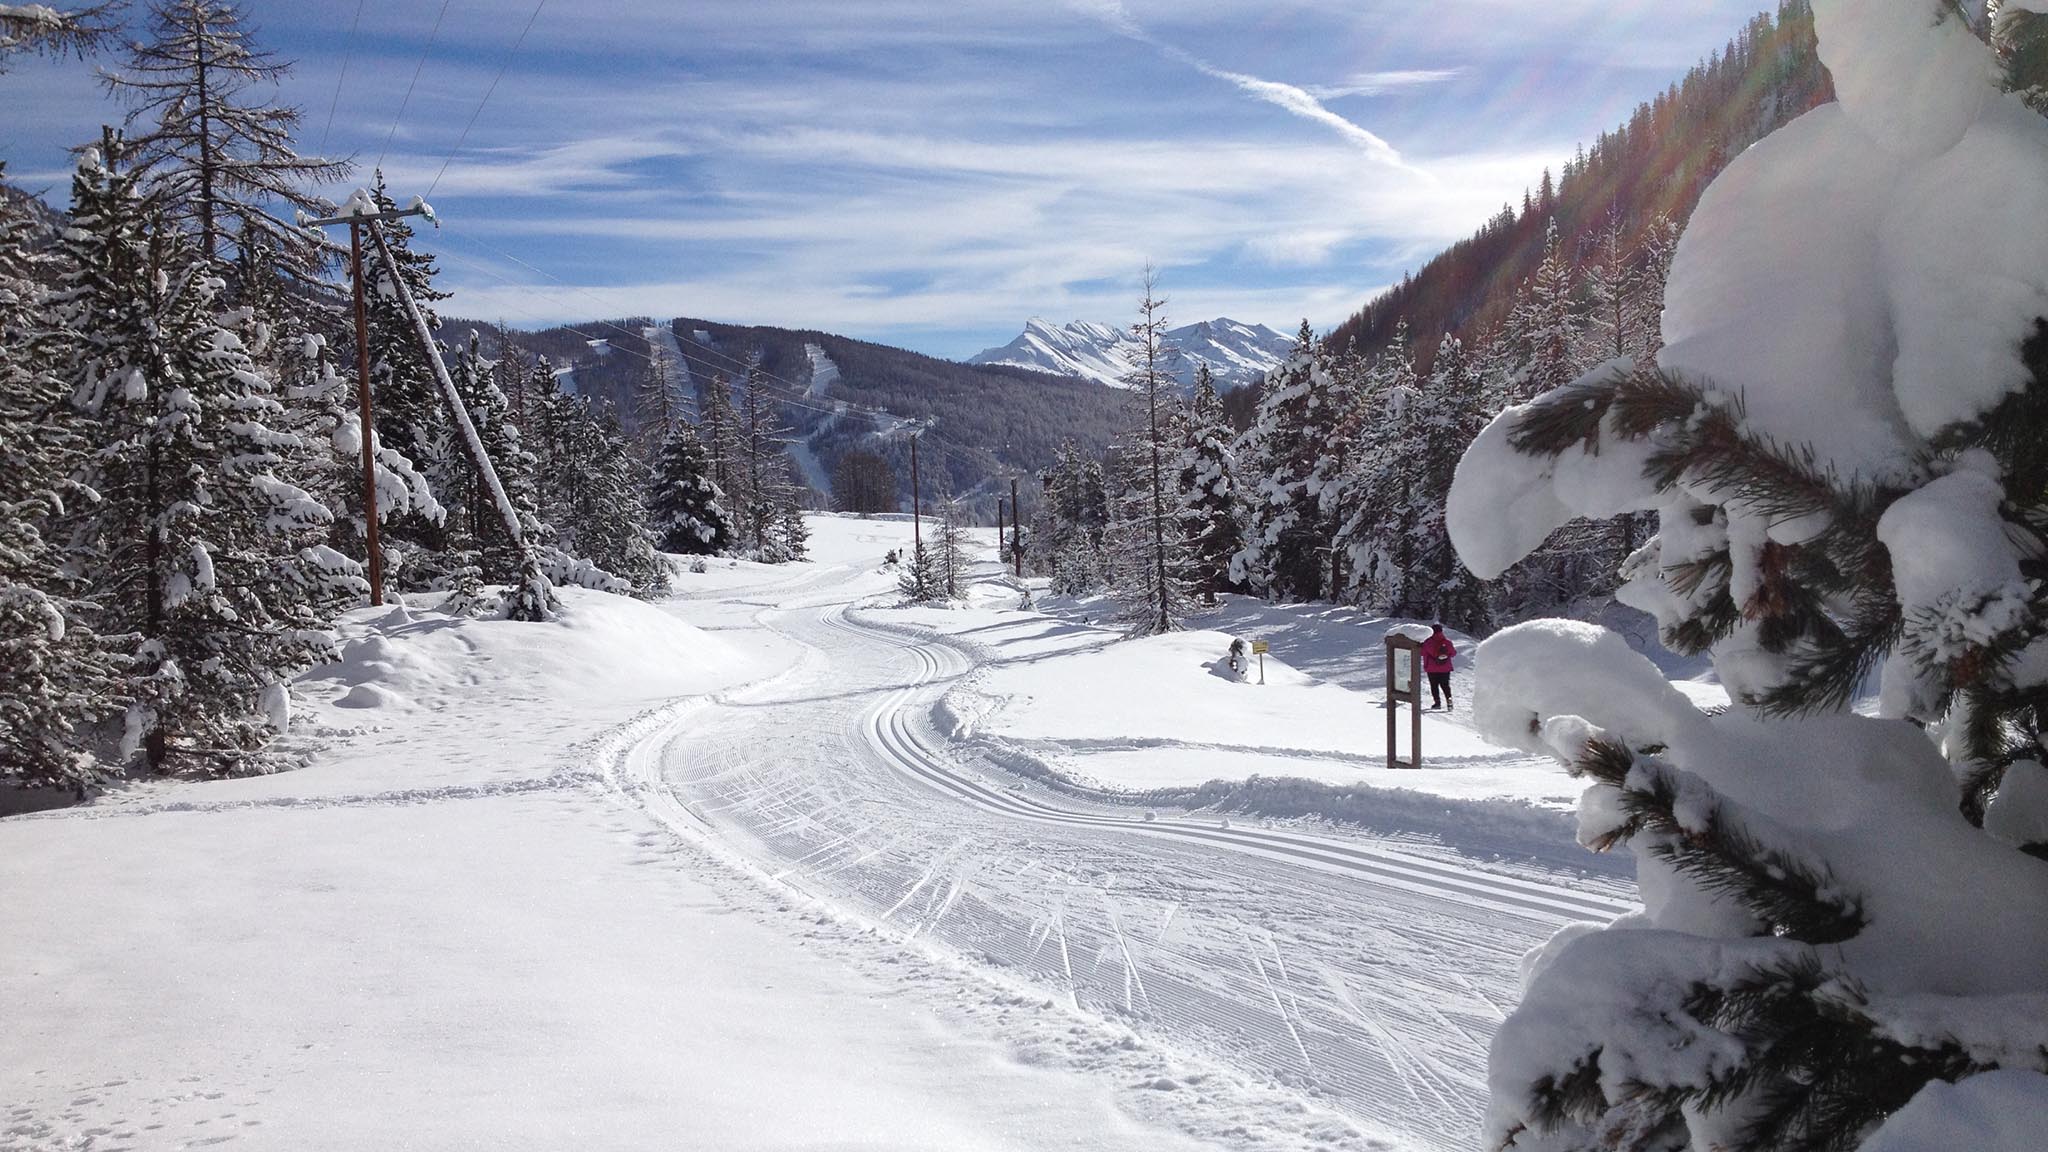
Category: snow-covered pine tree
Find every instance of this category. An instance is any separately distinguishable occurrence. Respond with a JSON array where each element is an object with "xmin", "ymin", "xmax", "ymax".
[
  {"xmin": 1996, "ymin": 0, "xmax": 2047, "ymax": 112},
  {"xmin": 777, "ymin": 495, "xmax": 810, "ymax": 564},
  {"xmin": 1577, "ymin": 210, "xmax": 1646, "ymax": 365},
  {"xmin": 1029, "ymin": 441, "xmax": 1108, "ymax": 595},
  {"xmin": 231, "ymin": 202, "xmax": 438, "ymax": 580},
  {"xmin": 445, "ymin": 329, "xmax": 546, "ymax": 589},
  {"xmin": 1408, "ymin": 336, "xmax": 1491, "ymax": 632},
  {"xmin": 54, "ymin": 143, "xmax": 361, "ymax": 776},
  {"xmin": 636, "ymin": 335, "xmax": 688, "ymax": 452},
  {"xmin": 1176, "ymin": 362, "xmax": 1244, "ymax": 606},
  {"xmin": 0, "ymin": 3, "xmax": 115, "ymax": 70},
  {"xmin": 928, "ymin": 472, "xmax": 973, "ymax": 600},
  {"xmin": 1449, "ymin": 5, "xmax": 2048, "ymax": 1145},
  {"xmin": 102, "ymin": 0, "xmax": 348, "ymax": 267},
  {"xmin": 536, "ymin": 391, "xmax": 669, "ymax": 597},
  {"xmin": 738, "ymin": 363, "xmax": 801, "ymax": 561},
  {"xmin": 362, "ymin": 174, "xmax": 451, "ymax": 572},
  {"xmin": 897, "ymin": 537, "xmax": 942, "ymax": 603},
  {"xmin": 697, "ymin": 372, "xmax": 747, "ymax": 529},
  {"xmin": 647, "ymin": 418, "xmax": 735, "ymax": 556},
  {"xmin": 1506, "ymin": 218, "xmax": 1581, "ymax": 404},
  {"xmin": 1330, "ymin": 326, "xmax": 1418, "ymax": 609},
  {"xmin": 0, "ymin": 170, "xmax": 121, "ymax": 792},
  {"xmin": 1233, "ymin": 321, "xmax": 1336, "ymax": 600},
  {"xmin": 1105, "ymin": 274, "xmax": 1194, "ymax": 634},
  {"xmin": 1634, "ymin": 213, "xmax": 1683, "ymax": 366}
]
